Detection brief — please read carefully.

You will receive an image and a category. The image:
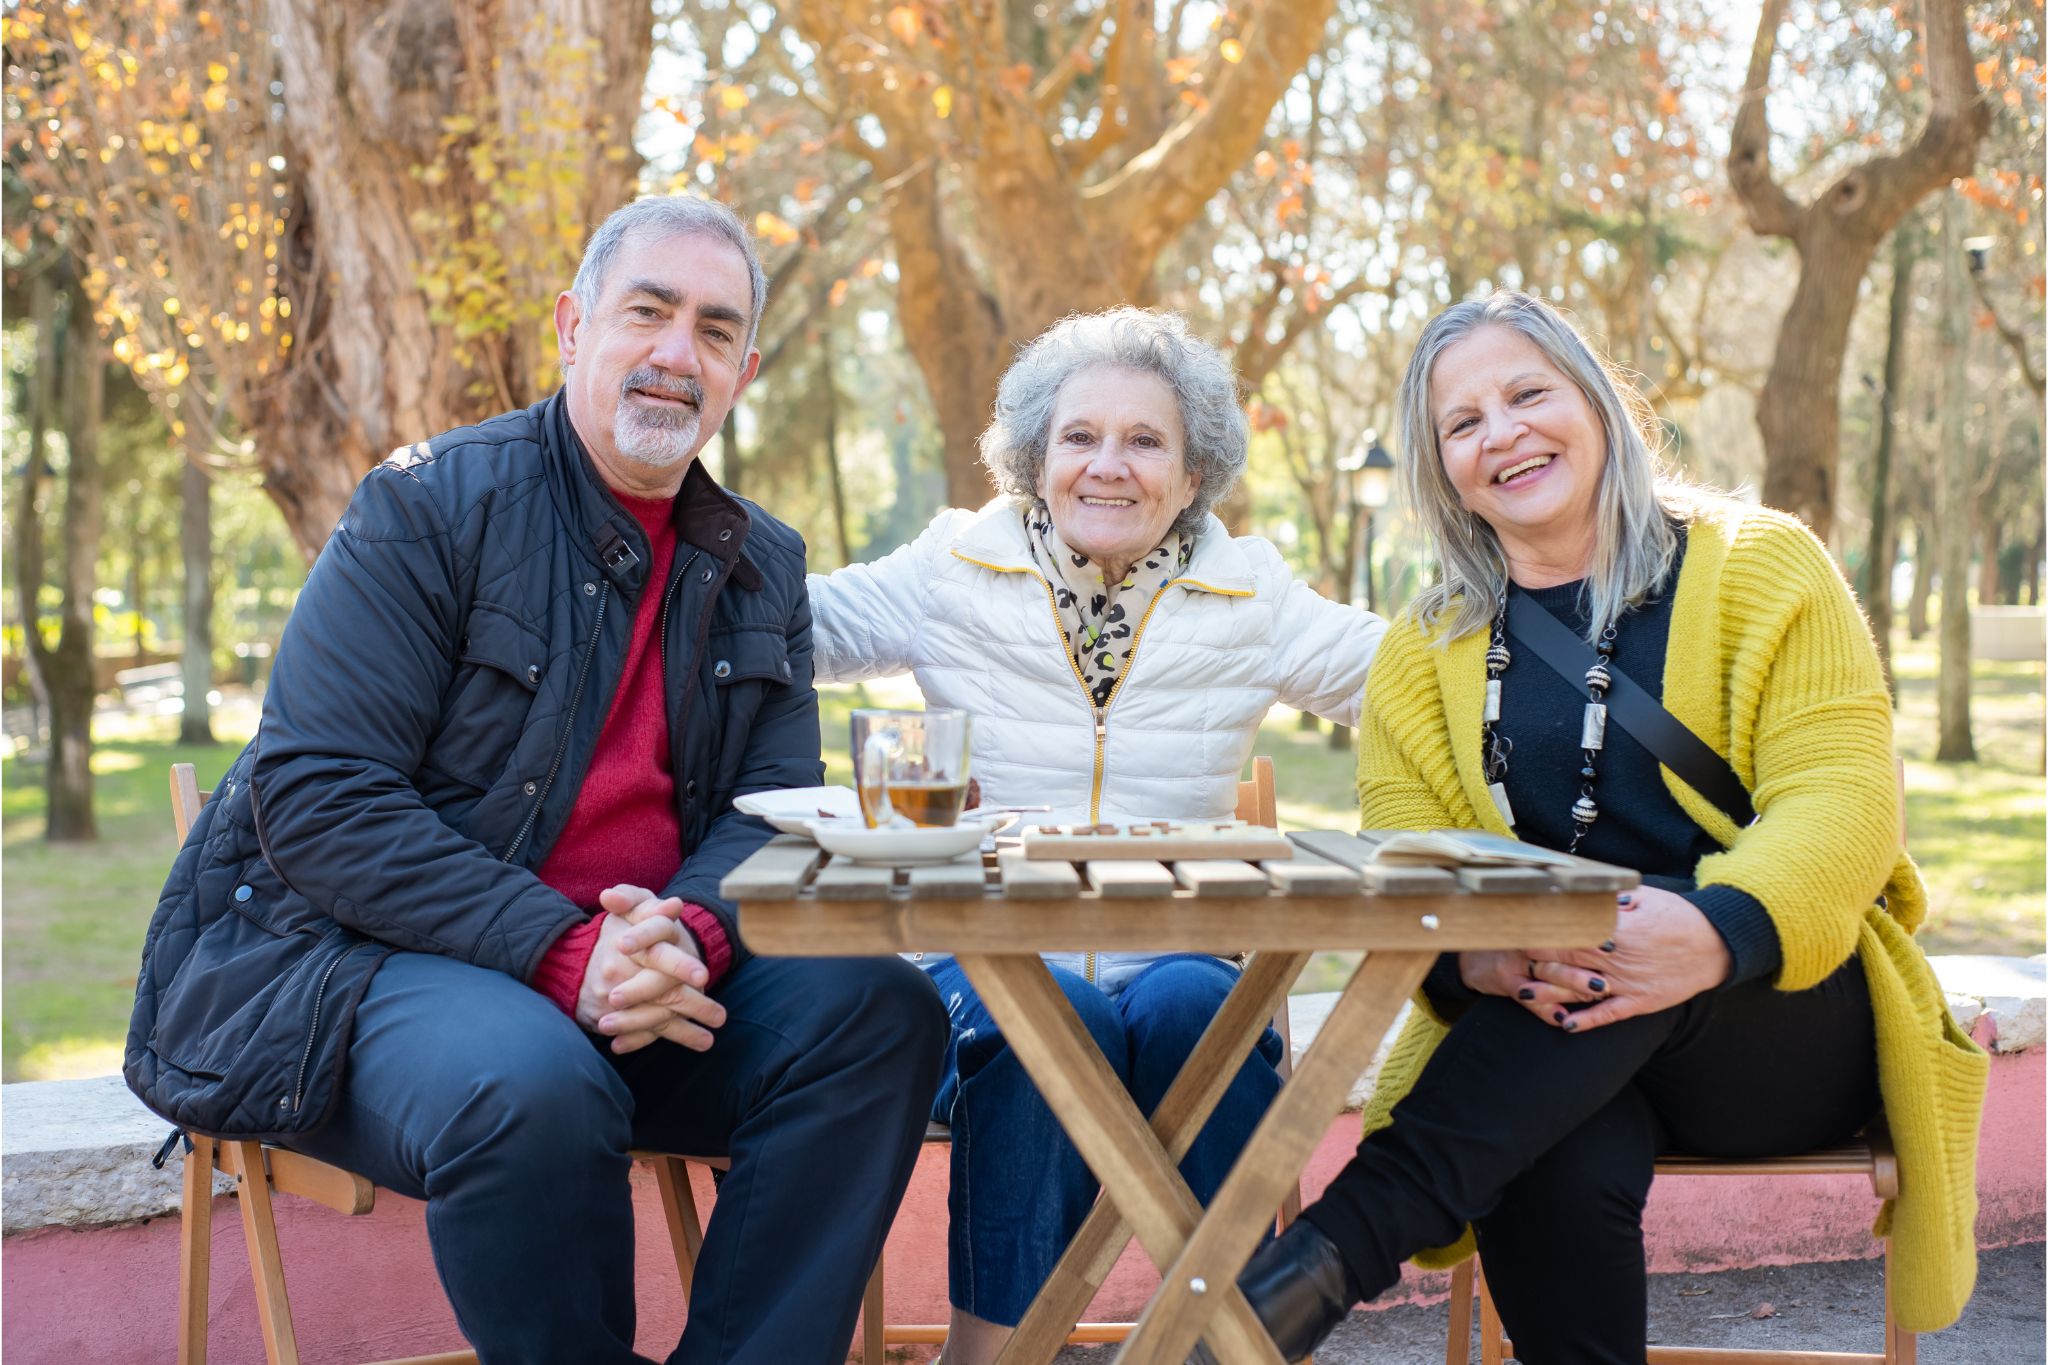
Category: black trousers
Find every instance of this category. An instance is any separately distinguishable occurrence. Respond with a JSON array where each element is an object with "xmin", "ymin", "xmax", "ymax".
[
  {"xmin": 285, "ymin": 949, "xmax": 948, "ymax": 1365},
  {"xmin": 1301, "ymin": 957, "xmax": 1878, "ymax": 1365}
]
